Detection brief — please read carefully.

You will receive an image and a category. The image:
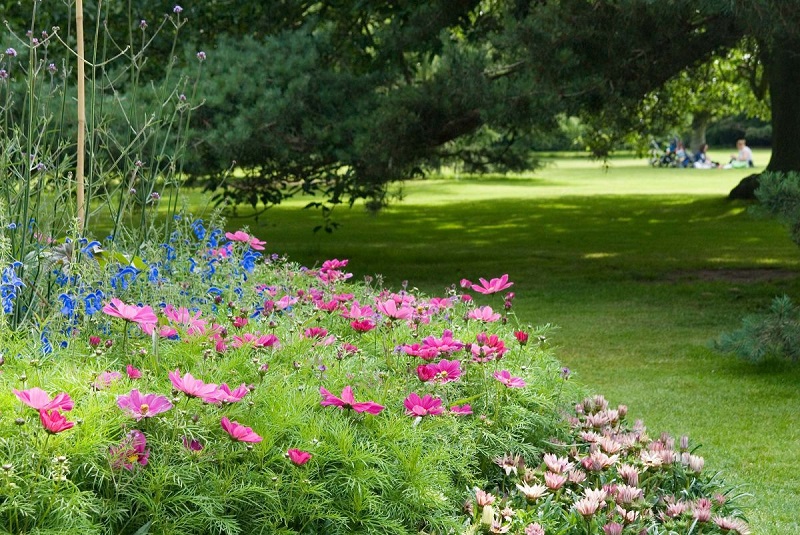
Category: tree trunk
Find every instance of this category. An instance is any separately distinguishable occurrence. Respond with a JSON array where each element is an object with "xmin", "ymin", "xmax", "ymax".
[
  {"xmin": 689, "ymin": 112, "xmax": 710, "ymax": 153},
  {"xmin": 729, "ymin": 40, "xmax": 800, "ymax": 199}
]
